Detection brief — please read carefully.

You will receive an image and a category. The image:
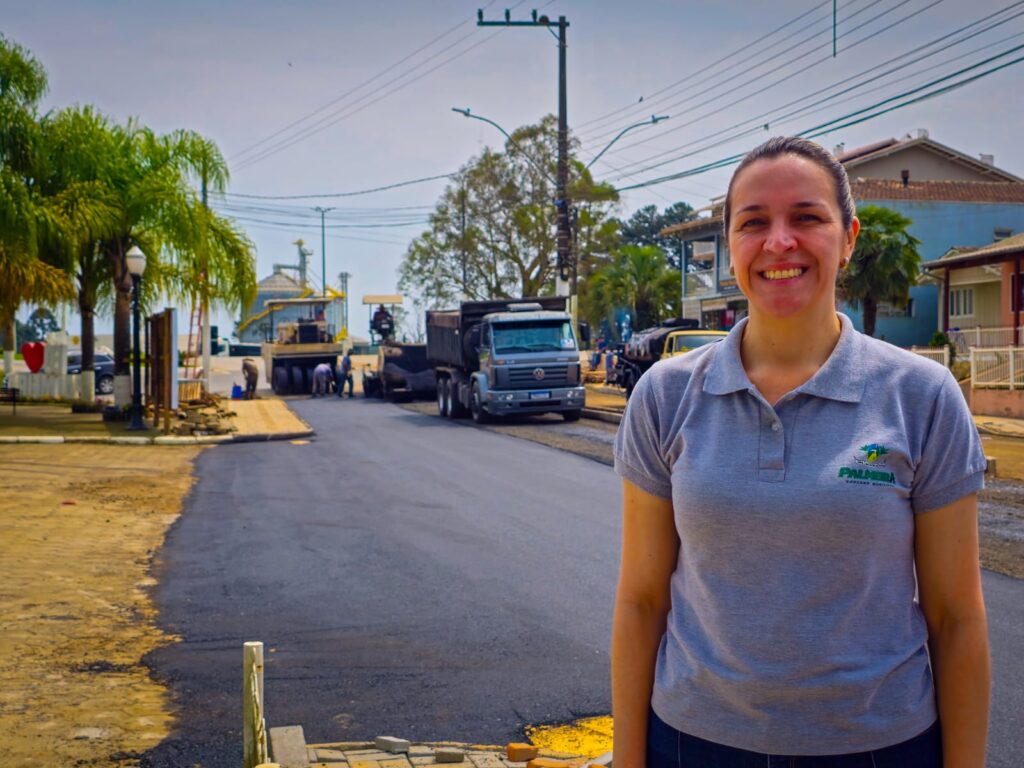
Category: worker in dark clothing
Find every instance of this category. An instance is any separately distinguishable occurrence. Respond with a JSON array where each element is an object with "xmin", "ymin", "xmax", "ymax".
[
  {"xmin": 242, "ymin": 358, "xmax": 259, "ymax": 399},
  {"xmin": 336, "ymin": 351, "xmax": 354, "ymax": 398}
]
